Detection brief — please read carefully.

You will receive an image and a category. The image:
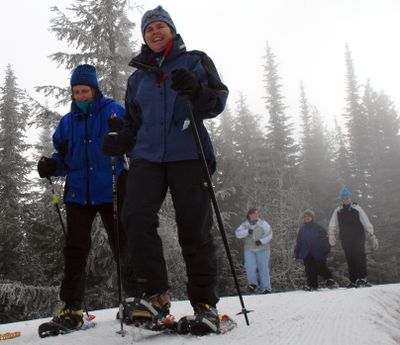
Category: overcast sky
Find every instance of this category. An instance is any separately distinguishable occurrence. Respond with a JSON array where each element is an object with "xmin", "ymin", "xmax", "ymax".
[{"xmin": 1, "ymin": 0, "xmax": 399, "ymax": 126}]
